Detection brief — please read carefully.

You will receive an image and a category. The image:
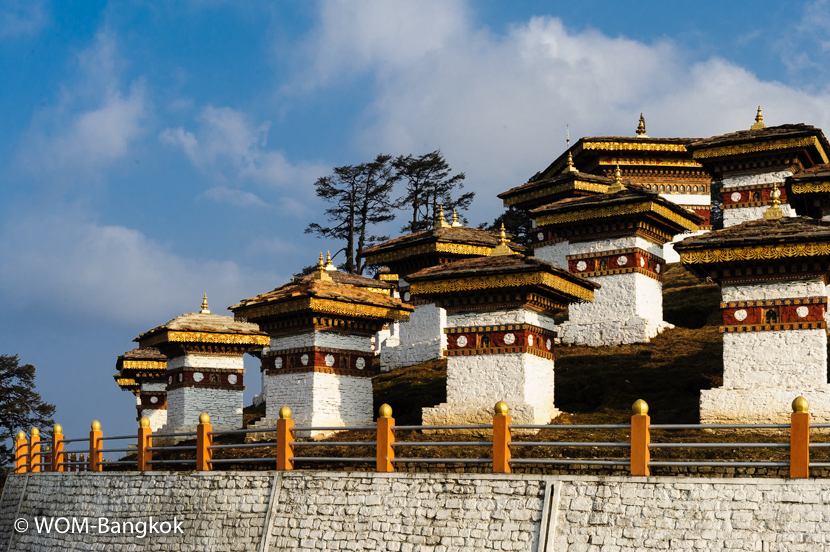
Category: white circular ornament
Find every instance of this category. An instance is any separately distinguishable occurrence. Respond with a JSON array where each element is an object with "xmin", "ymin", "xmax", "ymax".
[
  {"xmin": 301, "ymin": 354, "xmax": 309, "ymax": 366},
  {"xmin": 275, "ymin": 357, "xmax": 283, "ymax": 369},
  {"xmin": 404, "ymin": 292, "xmax": 411, "ymax": 301},
  {"xmin": 546, "ymin": 338, "xmax": 552, "ymax": 350},
  {"xmin": 178, "ymin": 373, "xmax": 183, "ymax": 382},
  {"xmin": 655, "ymin": 264, "xmax": 661, "ymax": 274},
  {"xmin": 503, "ymin": 333, "xmax": 515, "ymax": 345},
  {"xmin": 576, "ymin": 260, "xmax": 587, "ymax": 271},
  {"xmin": 528, "ymin": 334, "xmax": 534, "ymax": 347},
  {"xmin": 731, "ymin": 192, "xmax": 742, "ymax": 202},
  {"xmin": 325, "ymin": 354, "xmax": 335, "ymax": 367},
  {"xmin": 617, "ymin": 255, "xmax": 628, "ymax": 266},
  {"xmin": 456, "ymin": 335, "xmax": 468, "ymax": 348},
  {"xmin": 228, "ymin": 374, "xmax": 237, "ymax": 384},
  {"xmin": 734, "ymin": 309, "xmax": 748, "ymax": 322},
  {"xmin": 168, "ymin": 376, "xmax": 172, "ymax": 385},
  {"xmin": 356, "ymin": 357, "xmax": 366, "ymax": 370},
  {"xmin": 537, "ymin": 232, "xmax": 545, "ymax": 241},
  {"xmin": 193, "ymin": 372, "xmax": 204, "ymax": 382},
  {"xmin": 150, "ymin": 396, "xmax": 158, "ymax": 404},
  {"xmin": 639, "ymin": 257, "xmax": 646, "ymax": 267},
  {"xmin": 797, "ymin": 306, "xmax": 809, "ymax": 318}
]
